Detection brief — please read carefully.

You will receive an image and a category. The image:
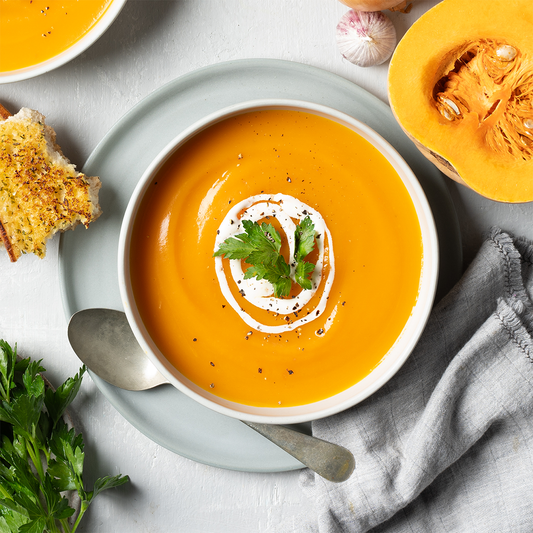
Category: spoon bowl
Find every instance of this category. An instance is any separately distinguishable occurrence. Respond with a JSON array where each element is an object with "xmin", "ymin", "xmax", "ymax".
[
  {"xmin": 67, "ymin": 307, "xmax": 355, "ymax": 482},
  {"xmin": 68, "ymin": 308, "xmax": 168, "ymax": 391}
]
